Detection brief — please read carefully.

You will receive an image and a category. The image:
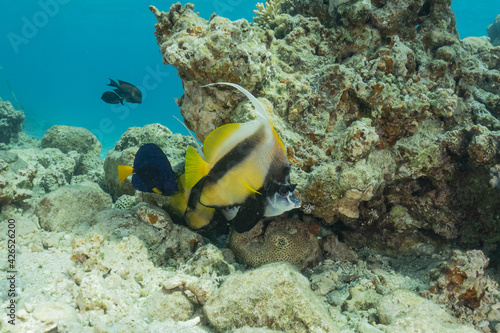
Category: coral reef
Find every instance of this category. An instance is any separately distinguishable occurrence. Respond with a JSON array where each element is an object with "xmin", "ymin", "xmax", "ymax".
[
  {"xmin": 150, "ymin": 0, "xmax": 500, "ymax": 247},
  {"xmin": 2, "ymin": 1, "xmax": 500, "ymax": 332},
  {"xmin": 0, "ymin": 100, "xmax": 24, "ymax": 144},
  {"xmin": 228, "ymin": 219, "xmax": 322, "ymax": 271},
  {"xmin": 1, "ymin": 146, "xmax": 104, "ymax": 214},
  {"xmin": 0, "ymin": 211, "xmax": 490, "ymax": 332},
  {"xmin": 0, "ymin": 150, "xmax": 35, "ymax": 207},
  {"xmin": 68, "ymin": 234, "xmax": 201, "ymax": 331},
  {"xmin": 0, "ymin": 126, "xmax": 107, "ymax": 216},
  {"xmin": 41, "ymin": 125, "xmax": 104, "ymax": 185},
  {"xmin": 113, "ymin": 194, "xmax": 137, "ymax": 209},
  {"xmin": 488, "ymin": 14, "xmax": 500, "ymax": 46}
]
